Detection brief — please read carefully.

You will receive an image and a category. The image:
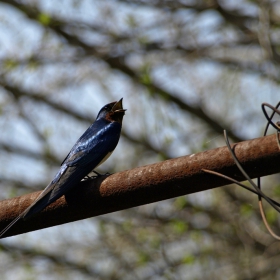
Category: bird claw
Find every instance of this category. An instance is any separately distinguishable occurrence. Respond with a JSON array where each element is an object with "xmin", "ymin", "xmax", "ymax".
[
  {"xmin": 92, "ymin": 170, "xmax": 112, "ymax": 177},
  {"xmin": 82, "ymin": 171, "xmax": 111, "ymax": 181},
  {"xmin": 82, "ymin": 175, "xmax": 98, "ymax": 181}
]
